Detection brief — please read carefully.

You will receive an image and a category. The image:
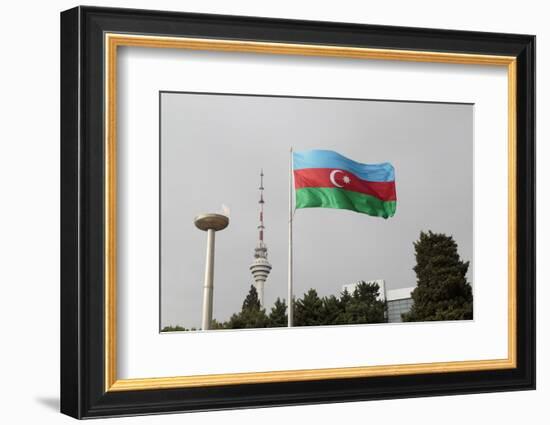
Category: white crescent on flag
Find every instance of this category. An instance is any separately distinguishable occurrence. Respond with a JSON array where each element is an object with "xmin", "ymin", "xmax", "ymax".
[{"xmin": 329, "ymin": 169, "xmax": 344, "ymax": 187}]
